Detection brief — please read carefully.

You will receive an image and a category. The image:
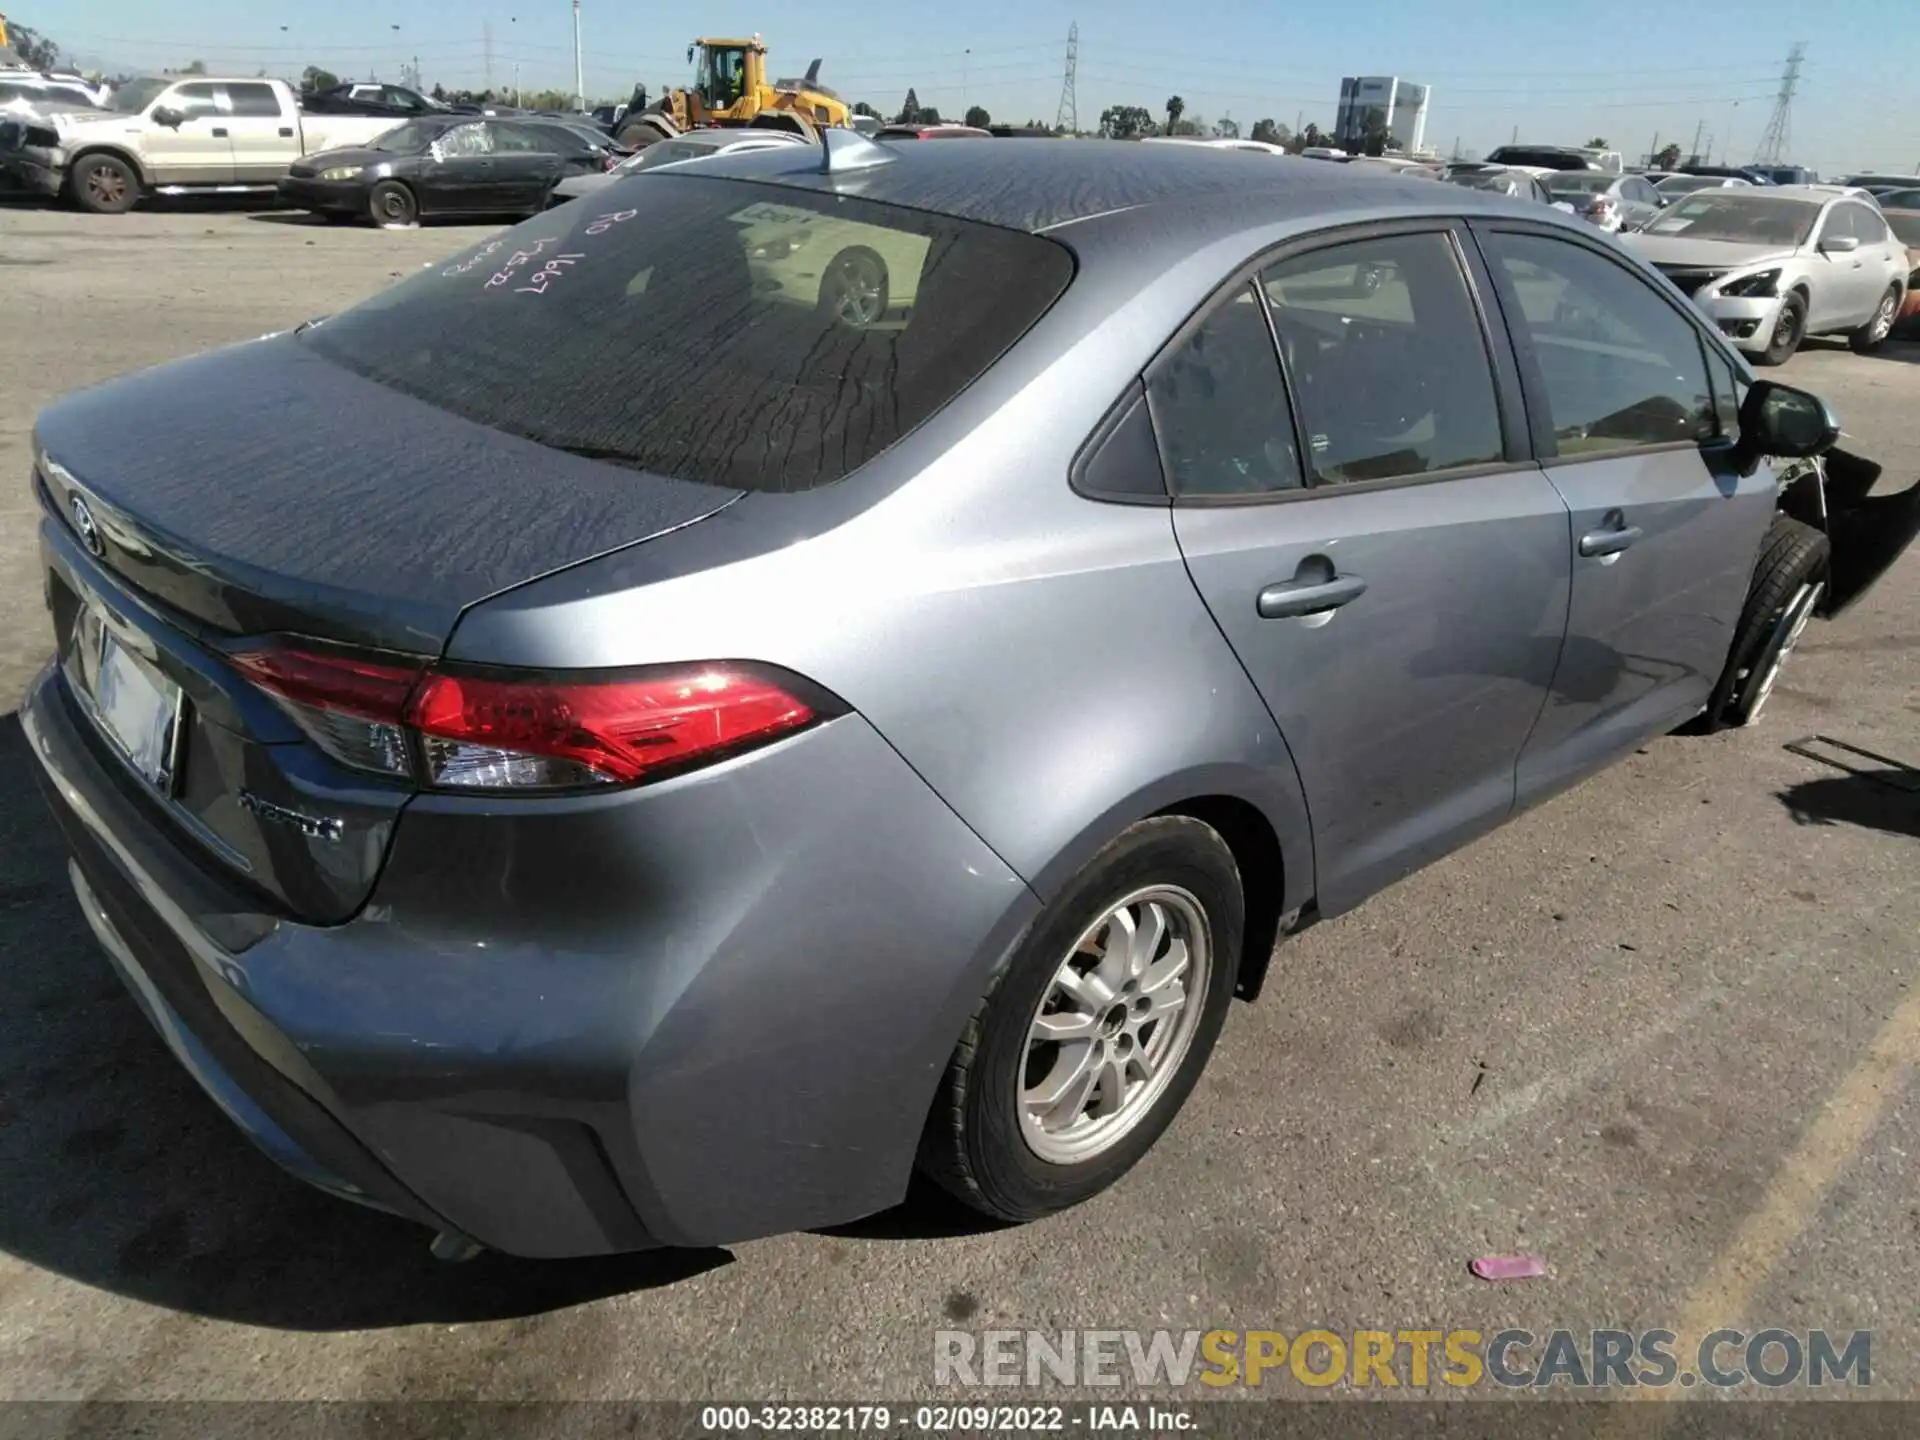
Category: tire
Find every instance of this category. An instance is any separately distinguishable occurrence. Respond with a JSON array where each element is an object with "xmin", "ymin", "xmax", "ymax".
[
  {"xmin": 818, "ymin": 246, "xmax": 890, "ymax": 327},
  {"xmin": 616, "ymin": 116, "xmax": 673, "ymax": 150},
  {"xmin": 1849, "ymin": 285, "xmax": 1900, "ymax": 354},
  {"xmin": 1757, "ymin": 291, "xmax": 1806, "ymax": 367},
  {"xmin": 1699, "ymin": 514, "xmax": 1830, "ymax": 731},
  {"xmin": 917, "ymin": 816, "xmax": 1243, "ymax": 1223},
  {"xmin": 67, "ymin": 152, "xmax": 140, "ymax": 215},
  {"xmin": 367, "ymin": 180, "xmax": 418, "ymax": 229}
]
